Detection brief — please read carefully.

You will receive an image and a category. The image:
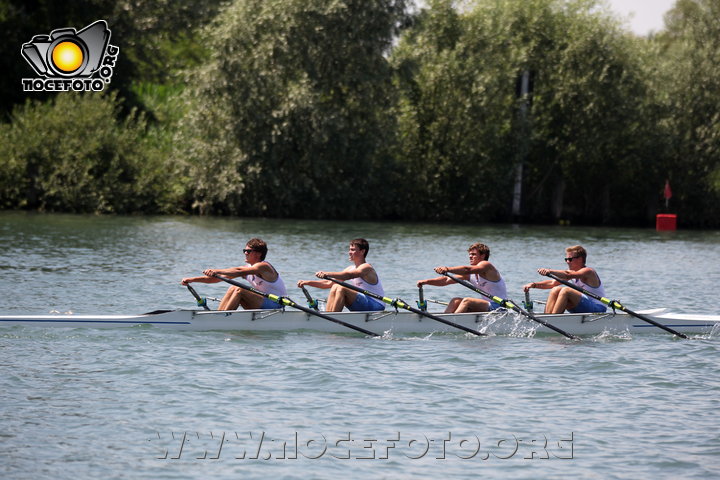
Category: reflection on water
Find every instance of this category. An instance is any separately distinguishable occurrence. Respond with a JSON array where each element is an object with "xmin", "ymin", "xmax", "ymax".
[{"xmin": 1, "ymin": 211, "xmax": 718, "ymax": 314}]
